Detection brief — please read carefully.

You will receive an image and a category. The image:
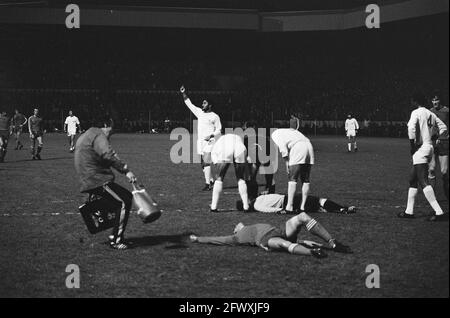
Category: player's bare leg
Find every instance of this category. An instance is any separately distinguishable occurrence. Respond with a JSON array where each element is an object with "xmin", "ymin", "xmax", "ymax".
[
  {"xmin": 353, "ymin": 137, "xmax": 358, "ymax": 152},
  {"xmin": 210, "ymin": 163, "xmax": 229, "ymax": 212},
  {"xmin": 0, "ymin": 136, "xmax": 7, "ymax": 162},
  {"xmin": 14, "ymin": 131, "xmax": 23, "ymax": 150},
  {"xmin": 35, "ymin": 136, "xmax": 43, "ymax": 160},
  {"xmin": 428, "ymin": 152, "xmax": 437, "ymax": 189},
  {"xmin": 267, "ymin": 237, "xmax": 325, "ymax": 257},
  {"xmin": 299, "ymin": 164, "xmax": 312, "ymax": 211},
  {"xmin": 285, "ymin": 164, "xmax": 301, "ymax": 212},
  {"xmin": 347, "ymin": 136, "xmax": 353, "ymax": 152},
  {"xmin": 30, "ymin": 135, "xmax": 36, "ymax": 159},
  {"xmin": 235, "ymin": 162, "xmax": 250, "ymax": 212},
  {"xmin": 201, "ymin": 153, "xmax": 214, "ymax": 191}
]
